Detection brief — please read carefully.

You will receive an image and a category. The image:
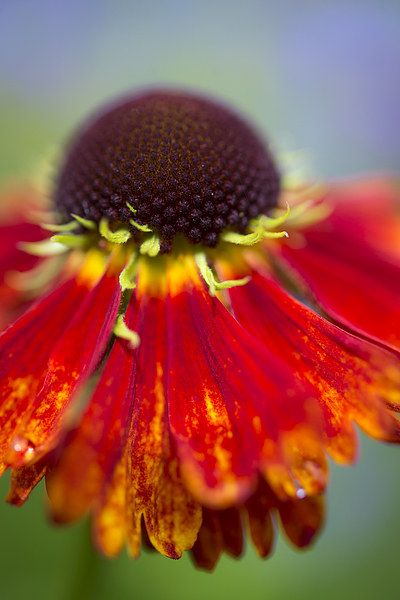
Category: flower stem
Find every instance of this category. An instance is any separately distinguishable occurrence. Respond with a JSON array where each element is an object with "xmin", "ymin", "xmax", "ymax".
[{"xmin": 65, "ymin": 519, "xmax": 103, "ymax": 600}]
